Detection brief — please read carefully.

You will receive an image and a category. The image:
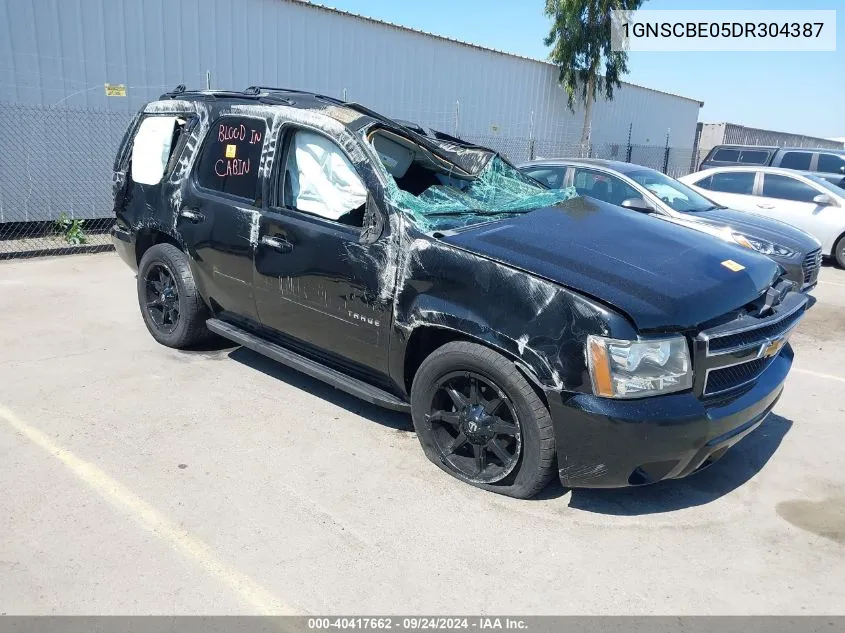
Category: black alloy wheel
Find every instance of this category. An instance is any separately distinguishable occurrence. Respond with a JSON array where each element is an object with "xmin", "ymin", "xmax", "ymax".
[
  {"xmin": 425, "ymin": 371, "xmax": 522, "ymax": 483},
  {"xmin": 143, "ymin": 263, "xmax": 181, "ymax": 334}
]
